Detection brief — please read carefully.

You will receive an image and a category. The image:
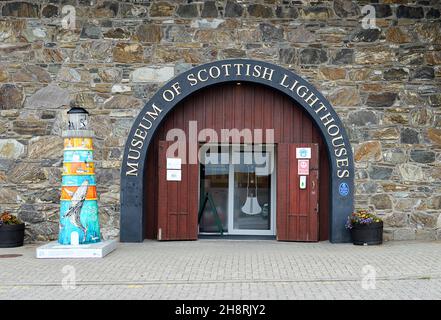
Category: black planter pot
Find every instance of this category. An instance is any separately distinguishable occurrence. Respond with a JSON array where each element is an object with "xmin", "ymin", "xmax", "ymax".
[
  {"xmin": 350, "ymin": 222, "xmax": 383, "ymax": 245},
  {"xmin": 0, "ymin": 223, "xmax": 25, "ymax": 248}
]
